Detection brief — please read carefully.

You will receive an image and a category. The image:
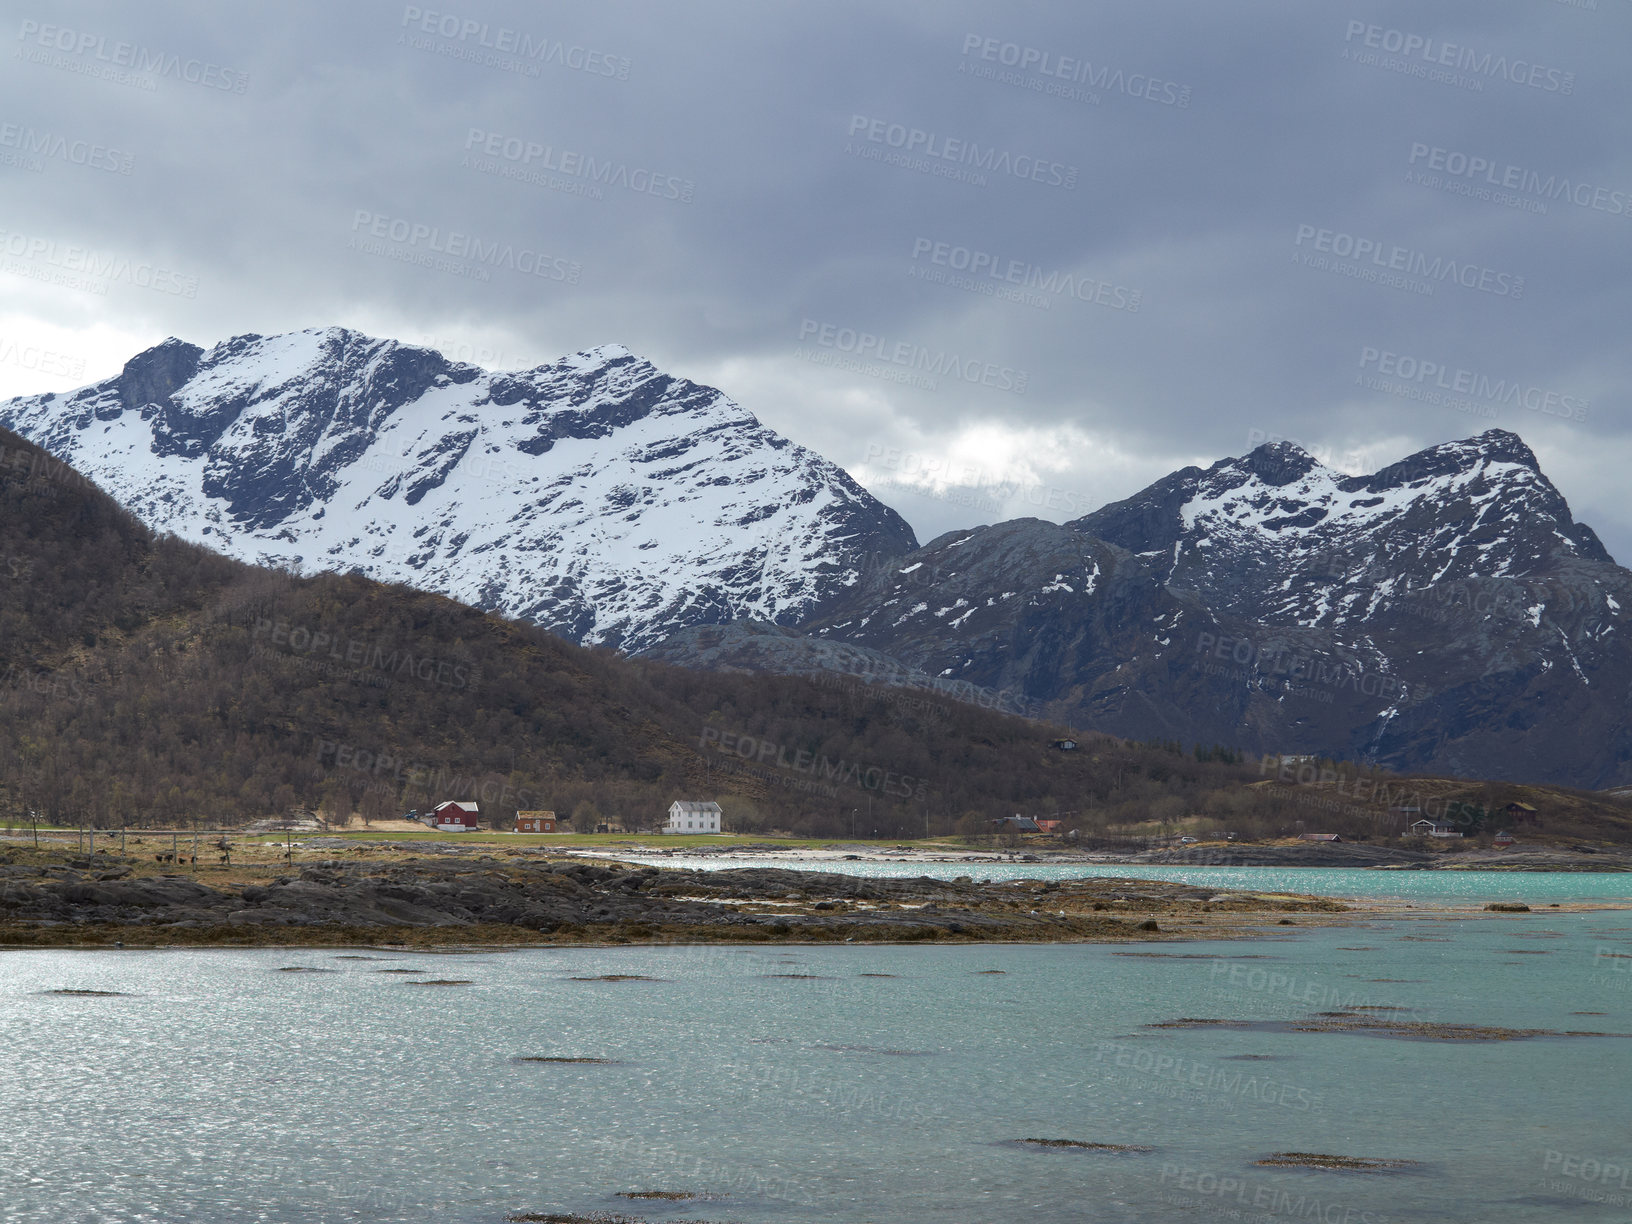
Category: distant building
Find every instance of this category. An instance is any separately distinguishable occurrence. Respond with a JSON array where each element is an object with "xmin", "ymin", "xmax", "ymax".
[
  {"xmin": 1493, "ymin": 831, "xmax": 1515, "ymax": 848},
  {"xmin": 516, "ymin": 811, "xmax": 557, "ymax": 834},
  {"xmin": 1300, "ymin": 833, "xmax": 1342, "ymax": 842},
  {"xmin": 1504, "ymin": 802, "xmax": 1540, "ymax": 824},
  {"xmin": 992, "ymin": 815, "xmax": 1041, "ymax": 833},
  {"xmin": 1035, "ymin": 819, "xmax": 1064, "ymax": 833},
  {"xmin": 1050, "ymin": 739, "xmax": 1078, "ymax": 751},
  {"xmin": 666, "ymin": 801, "xmax": 722, "ymax": 834},
  {"xmin": 1409, "ymin": 819, "xmax": 1461, "ymax": 838},
  {"xmin": 431, "ymin": 801, "xmax": 480, "ymax": 831}
]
